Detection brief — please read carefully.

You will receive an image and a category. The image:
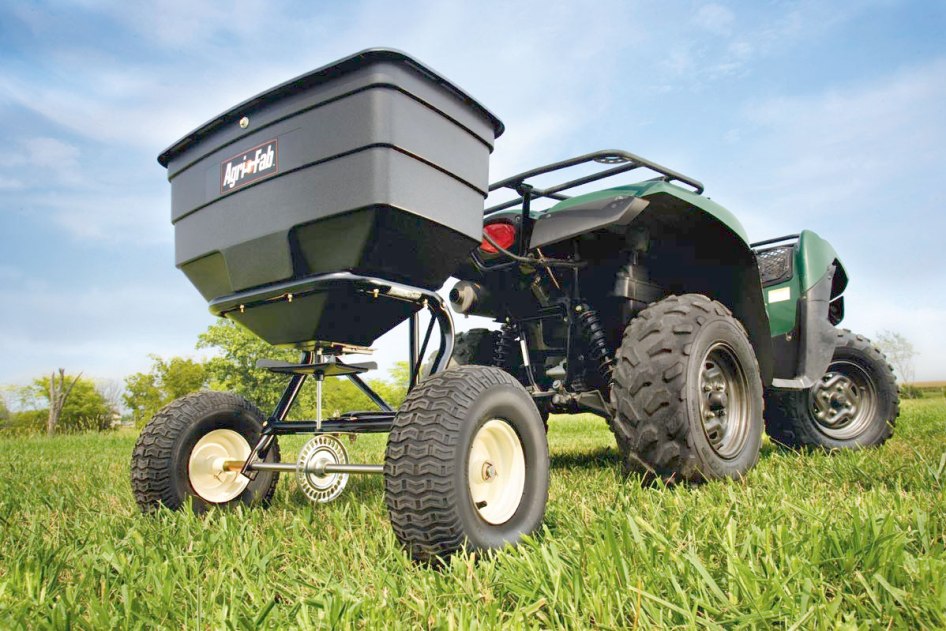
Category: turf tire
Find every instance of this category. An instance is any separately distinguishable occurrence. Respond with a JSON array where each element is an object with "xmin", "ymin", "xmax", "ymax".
[
  {"xmin": 130, "ymin": 391, "xmax": 280, "ymax": 514},
  {"xmin": 445, "ymin": 328, "xmax": 551, "ymax": 426},
  {"xmin": 385, "ymin": 365, "xmax": 549, "ymax": 563}
]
